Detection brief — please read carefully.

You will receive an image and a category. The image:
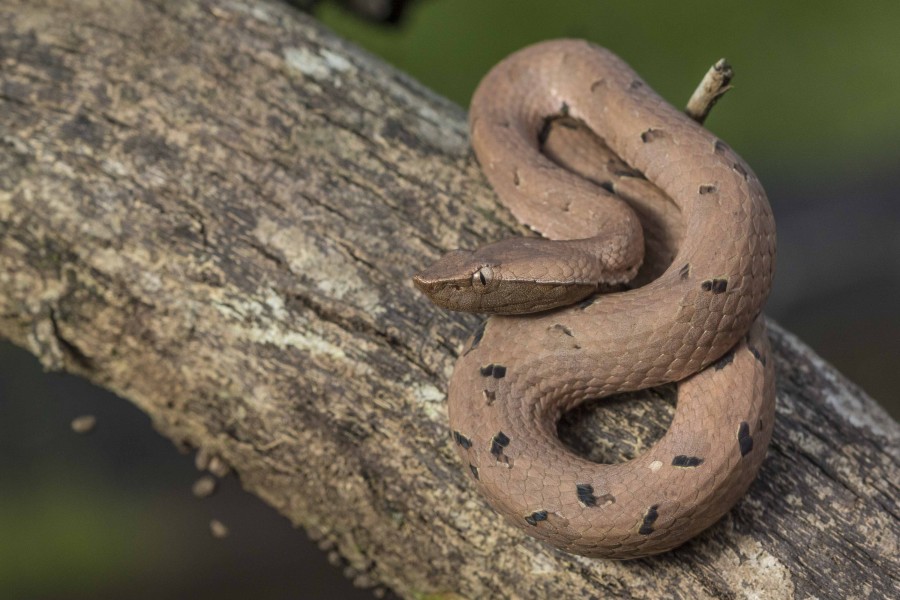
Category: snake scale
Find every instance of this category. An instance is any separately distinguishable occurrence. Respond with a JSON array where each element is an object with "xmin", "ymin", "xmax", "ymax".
[{"xmin": 414, "ymin": 40, "xmax": 776, "ymax": 558}]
